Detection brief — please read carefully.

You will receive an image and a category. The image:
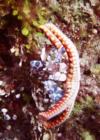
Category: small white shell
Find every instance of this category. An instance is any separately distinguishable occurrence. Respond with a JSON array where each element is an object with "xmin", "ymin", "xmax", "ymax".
[
  {"xmin": 49, "ymin": 72, "xmax": 67, "ymax": 81},
  {"xmin": 40, "ymin": 47, "xmax": 47, "ymax": 61},
  {"xmin": 0, "ymin": 89, "xmax": 6, "ymax": 96},
  {"xmin": 1, "ymin": 108, "xmax": 8, "ymax": 114},
  {"xmin": 59, "ymin": 63, "xmax": 67, "ymax": 73}
]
